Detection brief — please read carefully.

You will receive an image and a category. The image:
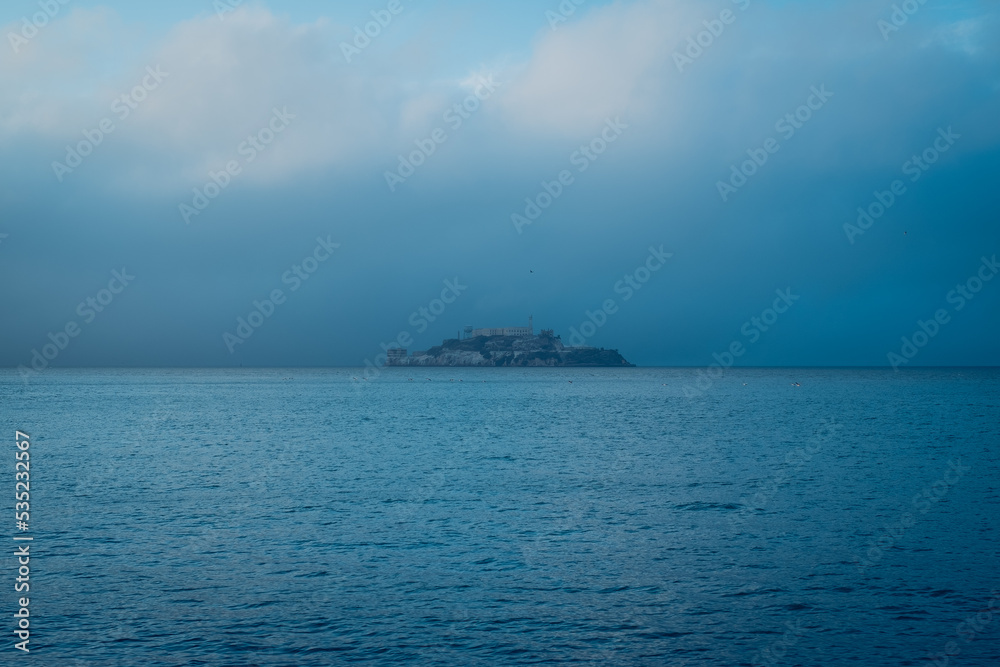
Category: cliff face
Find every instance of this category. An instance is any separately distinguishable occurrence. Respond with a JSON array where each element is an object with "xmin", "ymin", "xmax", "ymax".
[{"xmin": 388, "ymin": 332, "xmax": 633, "ymax": 367}]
